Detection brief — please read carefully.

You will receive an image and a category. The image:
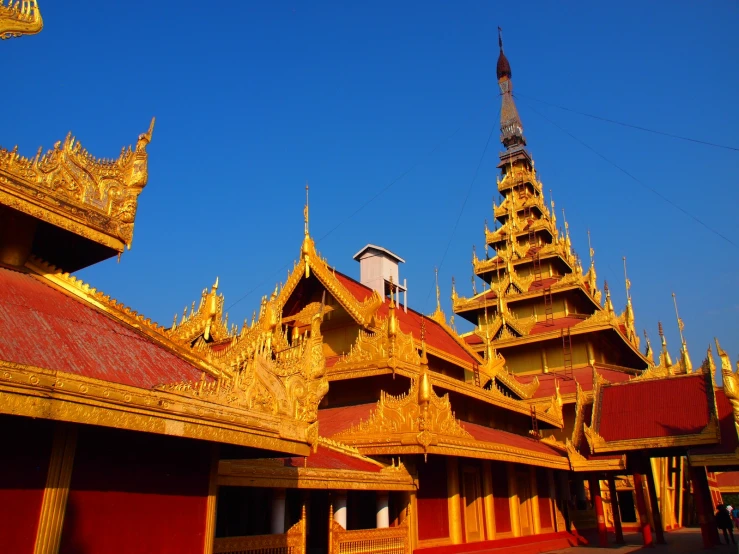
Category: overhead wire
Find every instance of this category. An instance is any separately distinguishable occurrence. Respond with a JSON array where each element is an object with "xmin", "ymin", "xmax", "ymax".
[
  {"xmin": 225, "ymin": 102, "xmax": 488, "ymax": 312},
  {"xmin": 424, "ymin": 109, "xmax": 499, "ymax": 311},
  {"xmin": 515, "ymin": 95, "xmax": 739, "ymax": 250},
  {"xmin": 515, "ymin": 92, "xmax": 739, "ymax": 153}
]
